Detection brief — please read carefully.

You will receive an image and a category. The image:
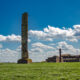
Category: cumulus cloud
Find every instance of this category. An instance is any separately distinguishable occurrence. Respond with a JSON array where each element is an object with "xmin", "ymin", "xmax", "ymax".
[
  {"xmin": 29, "ymin": 41, "xmax": 80, "ymax": 62},
  {"xmin": 0, "ymin": 35, "xmax": 6, "ymax": 41},
  {"xmin": 0, "ymin": 41, "xmax": 79, "ymax": 62},
  {"xmin": 29, "ymin": 30, "xmax": 53, "ymax": 41},
  {"xmin": 0, "ymin": 25, "xmax": 80, "ymax": 62},
  {"xmin": 1, "ymin": 25, "xmax": 80, "ymax": 42},
  {"xmin": 0, "ymin": 25, "xmax": 80, "ymax": 43},
  {"xmin": 0, "ymin": 48, "xmax": 21, "ymax": 63},
  {"xmin": 57, "ymin": 41, "xmax": 74, "ymax": 49},
  {"xmin": 0, "ymin": 34, "xmax": 31, "ymax": 43},
  {"xmin": 30, "ymin": 48, "xmax": 43, "ymax": 53},
  {"xmin": 0, "ymin": 34, "xmax": 21, "ymax": 42},
  {"xmin": 29, "ymin": 25, "xmax": 80, "ymax": 42},
  {"xmin": 57, "ymin": 41, "xmax": 80, "ymax": 55},
  {"xmin": 32, "ymin": 42, "xmax": 54, "ymax": 50},
  {"xmin": 29, "ymin": 42, "xmax": 56, "ymax": 62},
  {"xmin": 73, "ymin": 25, "xmax": 80, "ymax": 37}
]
